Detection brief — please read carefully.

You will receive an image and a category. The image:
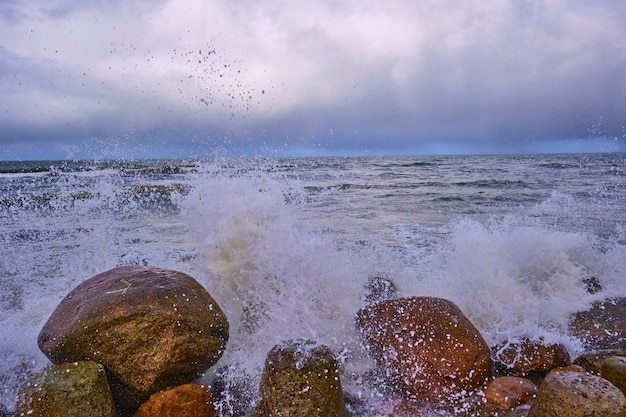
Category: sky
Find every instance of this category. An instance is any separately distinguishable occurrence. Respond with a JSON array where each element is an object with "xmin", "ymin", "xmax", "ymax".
[{"xmin": 1, "ymin": 0, "xmax": 626, "ymax": 160}]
